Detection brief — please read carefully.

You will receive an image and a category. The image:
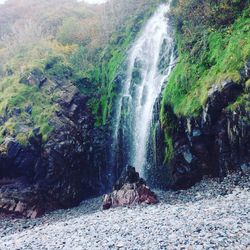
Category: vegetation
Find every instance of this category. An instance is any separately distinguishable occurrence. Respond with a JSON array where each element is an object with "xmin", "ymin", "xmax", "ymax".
[
  {"xmin": 0, "ymin": 40, "xmax": 86, "ymax": 143},
  {"xmin": 160, "ymin": 0, "xmax": 250, "ymax": 162},
  {"xmin": 0, "ymin": 0, "xmax": 156, "ymax": 144},
  {"xmin": 87, "ymin": 3, "xmax": 158, "ymax": 125},
  {"xmin": 0, "ymin": 0, "xmax": 249, "ymax": 155},
  {"xmin": 161, "ymin": 0, "xmax": 250, "ymax": 117},
  {"xmin": 160, "ymin": 104, "xmax": 178, "ymax": 164}
]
